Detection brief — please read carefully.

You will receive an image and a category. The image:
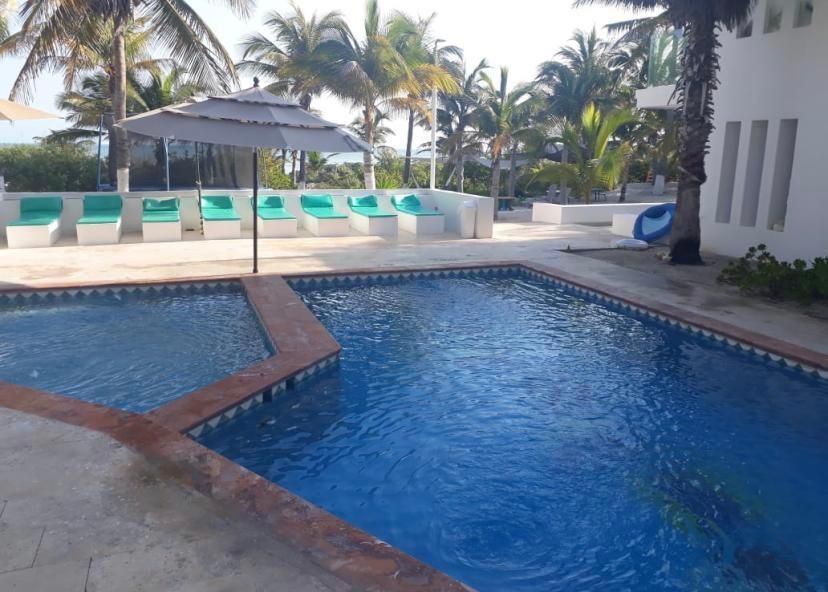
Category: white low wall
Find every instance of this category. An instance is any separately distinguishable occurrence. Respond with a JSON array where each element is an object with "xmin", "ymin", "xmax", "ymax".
[
  {"xmin": 0, "ymin": 188, "xmax": 494, "ymax": 240},
  {"xmin": 532, "ymin": 202, "xmax": 663, "ymax": 225}
]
